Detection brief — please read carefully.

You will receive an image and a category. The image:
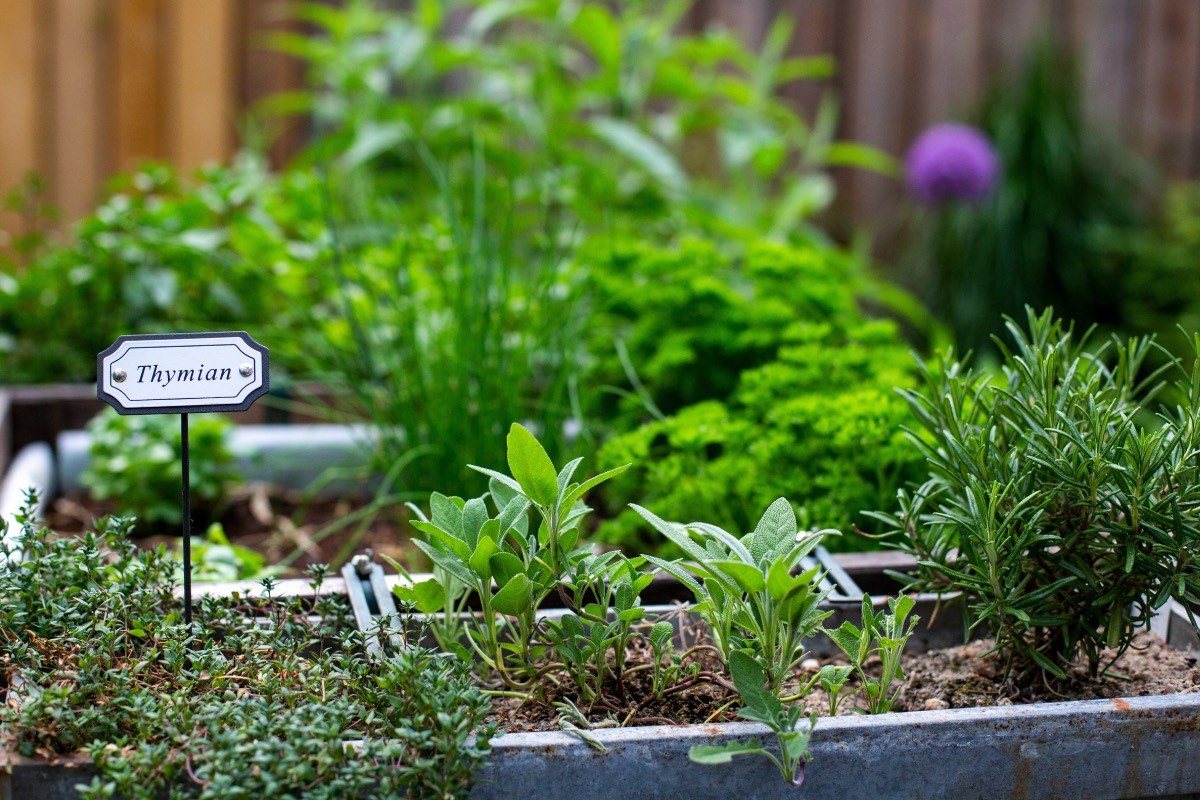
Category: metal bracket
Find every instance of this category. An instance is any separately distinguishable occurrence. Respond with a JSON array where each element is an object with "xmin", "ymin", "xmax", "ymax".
[
  {"xmin": 800, "ymin": 545, "xmax": 867, "ymax": 603},
  {"xmin": 341, "ymin": 550, "xmax": 405, "ymax": 655}
]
